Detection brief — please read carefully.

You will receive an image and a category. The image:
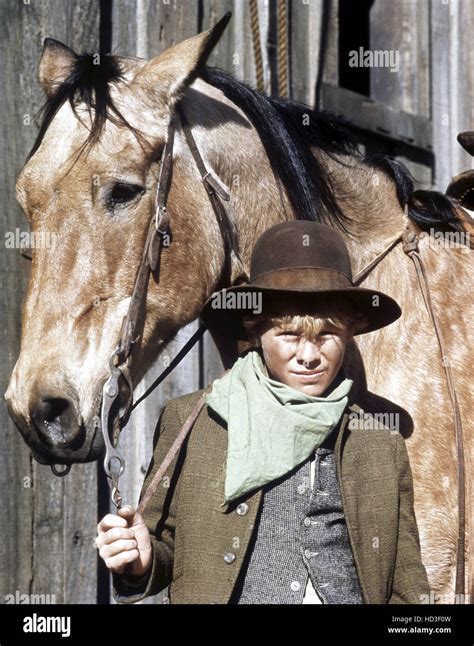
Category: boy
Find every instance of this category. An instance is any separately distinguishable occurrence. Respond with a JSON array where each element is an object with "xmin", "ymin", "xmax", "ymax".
[{"xmin": 96, "ymin": 221, "xmax": 430, "ymax": 604}]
